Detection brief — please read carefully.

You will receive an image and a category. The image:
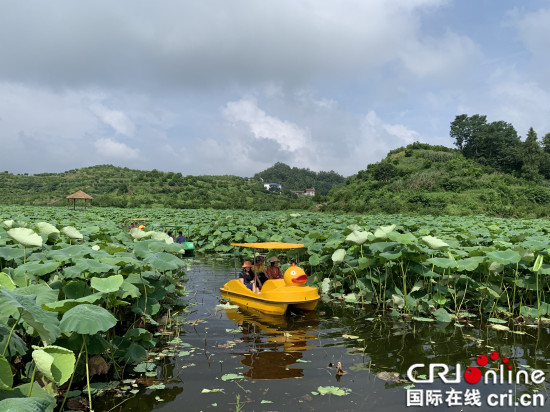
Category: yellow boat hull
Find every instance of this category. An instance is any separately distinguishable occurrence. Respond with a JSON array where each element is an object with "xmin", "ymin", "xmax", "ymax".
[{"xmin": 220, "ymin": 279, "xmax": 320, "ymax": 315}]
